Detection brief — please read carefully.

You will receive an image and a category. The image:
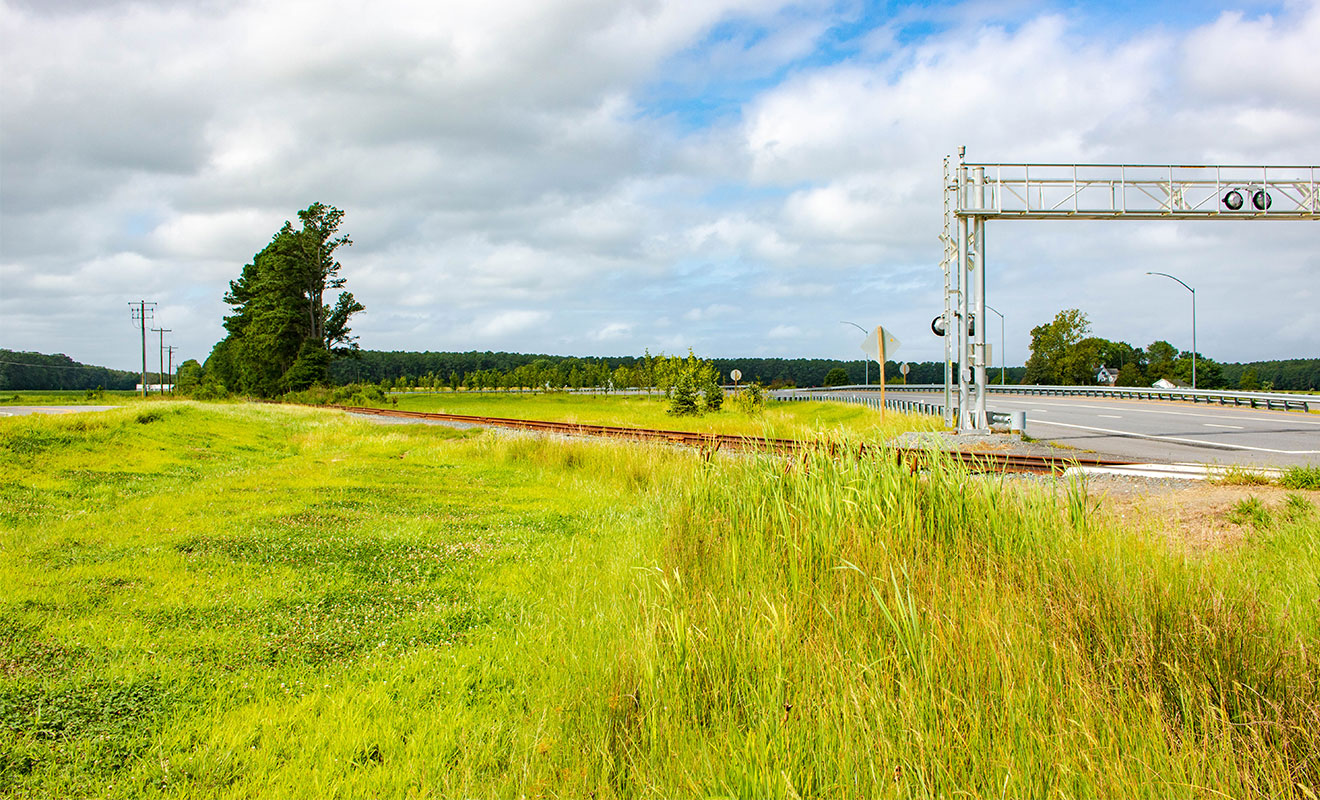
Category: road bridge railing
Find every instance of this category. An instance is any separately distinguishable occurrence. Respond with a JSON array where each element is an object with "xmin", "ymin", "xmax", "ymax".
[{"xmin": 784, "ymin": 384, "xmax": 1318, "ymax": 412}]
